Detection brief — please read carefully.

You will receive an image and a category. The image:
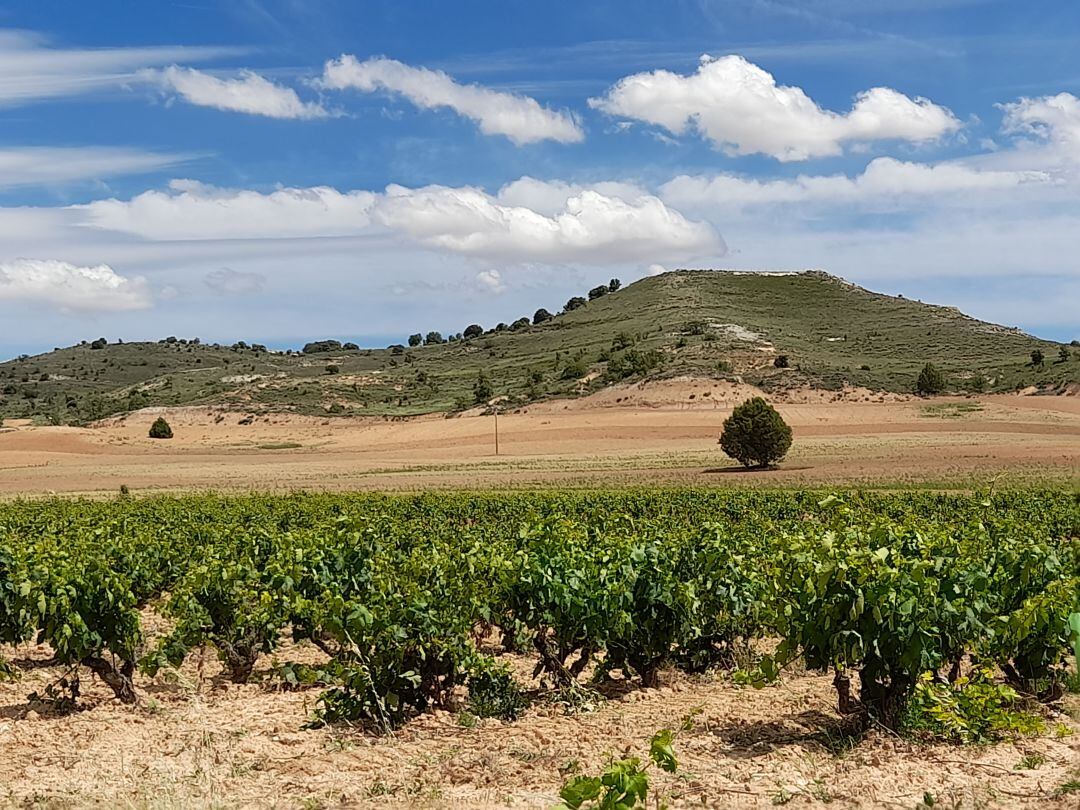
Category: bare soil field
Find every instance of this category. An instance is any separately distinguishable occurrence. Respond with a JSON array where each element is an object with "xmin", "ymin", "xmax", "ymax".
[
  {"xmin": 1, "ymin": 383, "xmax": 1078, "ymax": 495},
  {"xmin": 2, "ymin": 636, "xmax": 1078, "ymax": 809}
]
